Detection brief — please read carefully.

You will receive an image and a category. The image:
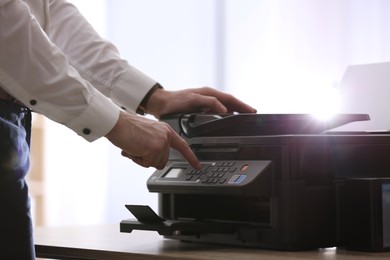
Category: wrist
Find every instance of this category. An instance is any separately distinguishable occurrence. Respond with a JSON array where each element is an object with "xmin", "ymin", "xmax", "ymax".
[{"xmin": 136, "ymin": 83, "xmax": 163, "ymax": 115}]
